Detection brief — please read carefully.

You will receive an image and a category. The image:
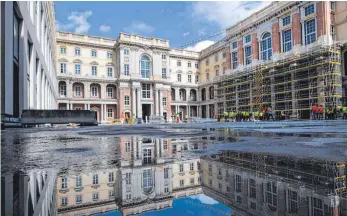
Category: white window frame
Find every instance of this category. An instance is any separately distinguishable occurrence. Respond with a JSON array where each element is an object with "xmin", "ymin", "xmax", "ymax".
[
  {"xmin": 245, "ymin": 35, "xmax": 251, "ymax": 43},
  {"xmin": 76, "ymin": 175, "xmax": 82, "ymax": 187},
  {"xmin": 162, "ymin": 68, "xmax": 167, "ymax": 78},
  {"xmin": 60, "ymin": 63, "xmax": 66, "ymax": 73},
  {"xmin": 162, "ymin": 54, "xmax": 166, "ymax": 60},
  {"xmin": 180, "ymin": 164, "xmax": 184, "ymax": 172},
  {"xmin": 93, "ymin": 174, "xmax": 99, "ymax": 185},
  {"xmin": 107, "ymin": 87, "xmax": 113, "ymax": 98},
  {"xmin": 107, "ymin": 108, "xmax": 113, "ymax": 118},
  {"xmin": 188, "ymin": 74, "xmax": 192, "ymax": 83},
  {"xmin": 177, "ymin": 60, "xmax": 181, "ymax": 67},
  {"xmin": 61, "ymin": 177, "xmax": 67, "ymax": 189},
  {"xmin": 282, "ymin": 29, "xmax": 292, "ymax": 52},
  {"xmin": 76, "ymin": 195, "xmax": 82, "ymax": 203},
  {"xmin": 60, "ymin": 84, "xmax": 66, "ymax": 97},
  {"xmin": 304, "ymin": 4, "xmax": 315, "ymax": 16},
  {"xmin": 163, "ymin": 97, "xmax": 167, "ymax": 106},
  {"xmin": 190, "ymin": 163, "xmax": 194, "ymax": 171},
  {"xmin": 61, "ymin": 197, "xmax": 68, "ymax": 205},
  {"xmin": 124, "ymin": 49, "xmax": 129, "ymax": 55},
  {"xmin": 74, "ymin": 86, "xmax": 81, "ymax": 97},
  {"xmin": 304, "ymin": 19, "xmax": 316, "ymax": 45},
  {"xmin": 215, "ymin": 54, "xmax": 218, "ymax": 62},
  {"xmin": 92, "ymin": 192, "xmax": 99, "ymax": 200},
  {"xmin": 125, "ymin": 95, "xmax": 130, "ymax": 105},
  {"xmin": 91, "ymin": 86, "xmax": 98, "ymax": 97},
  {"xmin": 107, "ymin": 52, "xmax": 112, "ymax": 59},
  {"xmin": 141, "ymin": 83, "xmax": 151, "ymax": 99},
  {"xmin": 180, "ymin": 179, "xmax": 184, "ymax": 186},
  {"xmin": 195, "ymin": 63, "xmax": 199, "ymax": 68},
  {"xmin": 232, "ymin": 52, "xmax": 238, "ymax": 69},
  {"xmin": 60, "ymin": 47, "xmax": 66, "ymax": 54},
  {"xmin": 109, "ymin": 172, "xmax": 114, "ymax": 182},
  {"xmin": 108, "ymin": 67, "xmax": 113, "ymax": 77},
  {"xmin": 124, "ymin": 64, "xmax": 129, "ymax": 76},
  {"xmin": 206, "ymin": 73, "xmax": 209, "ymax": 81},
  {"xmin": 75, "ymin": 64, "xmax": 80, "ymax": 75},
  {"xmin": 177, "ymin": 74, "xmax": 181, "ymax": 82},
  {"xmin": 232, "ymin": 41, "xmax": 237, "ymax": 49},
  {"xmin": 282, "ymin": 16, "xmax": 291, "ymax": 26},
  {"xmin": 125, "ymin": 142, "xmax": 131, "ymax": 152},
  {"xmin": 188, "ymin": 62, "xmax": 191, "ymax": 67},
  {"xmin": 91, "ymin": 50, "xmax": 97, "ymax": 57},
  {"xmin": 245, "ymin": 46, "xmax": 252, "ymax": 65},
  {"xmin": 92, "ymin": 66, "xmax": 97, "ymax": 76},
  {"xmin": 195, "ymin": 75, "xmax": 199, "ymax": 84},
  {"xmin": 143, "ymin": 149, "xmax": 152, "ymax": 164},
  {"xmin": 75, "ymin": 48, "xmax": 80, "ymax": 56},
  {"xmin": 125, "ymin": 173, "xmax": 132, "ymax": 184}
]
